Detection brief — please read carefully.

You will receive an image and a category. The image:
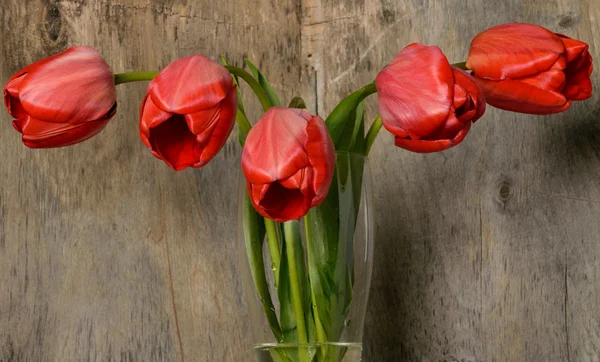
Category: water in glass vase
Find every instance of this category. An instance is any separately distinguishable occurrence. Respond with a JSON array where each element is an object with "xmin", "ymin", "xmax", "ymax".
[{"xmin": 254, "ymin": 342, "xmax": 363, "ymax": 362}]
